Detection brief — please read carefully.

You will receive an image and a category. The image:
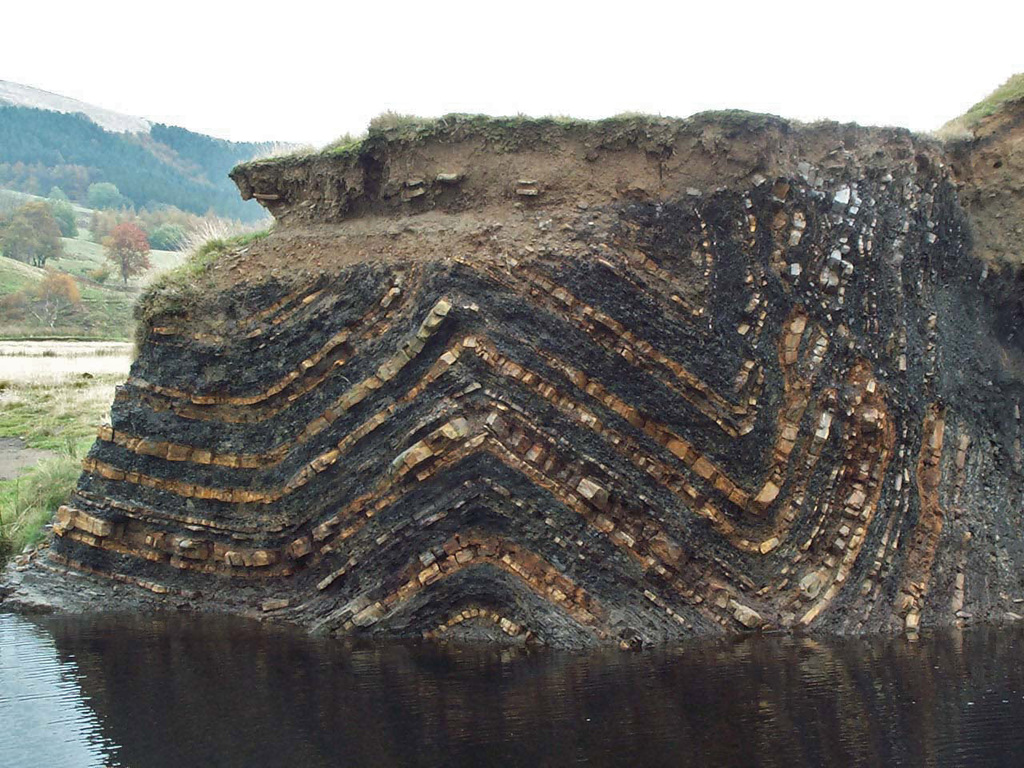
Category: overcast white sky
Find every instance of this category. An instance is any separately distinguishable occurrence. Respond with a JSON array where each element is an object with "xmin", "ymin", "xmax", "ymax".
[{"xmin": 2, "ymin": 0, "xmax": 1022, "ymax": 146}]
